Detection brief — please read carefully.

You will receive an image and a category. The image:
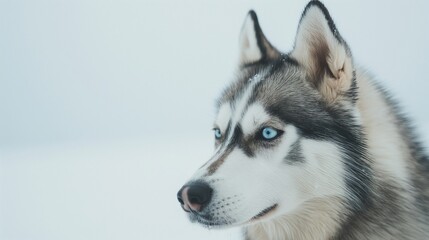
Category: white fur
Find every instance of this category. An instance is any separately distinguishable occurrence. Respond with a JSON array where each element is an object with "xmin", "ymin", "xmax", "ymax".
[
  {"xmin": 241, "ymin": 103, "xmax": 271, "ymax": 135},
  {"xmin": 356, "ymin": 69, "xmax": 410, "ymax": 185},
  {"xmin": 300, "ymin": 140, "xmax": 347, "ymax": 198},
  {"xmin": 215, "ymin": 104, "xmax": 232, "ymax": 132}
]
